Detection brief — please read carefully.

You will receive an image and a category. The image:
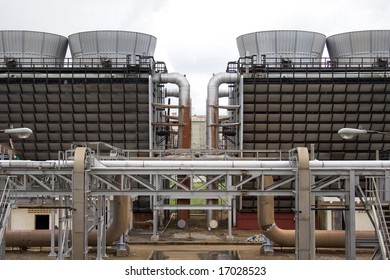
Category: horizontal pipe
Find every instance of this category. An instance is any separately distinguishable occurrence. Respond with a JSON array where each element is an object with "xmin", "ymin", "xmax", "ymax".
[
  {"xmin": 4, "ymin": 159, "xmax": 390, "ymax": 170},
  {"xmin": 165, "ymin": 88, "xmax": 179, "ymax": 98}
]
